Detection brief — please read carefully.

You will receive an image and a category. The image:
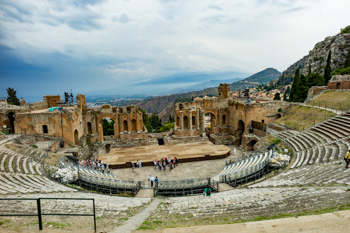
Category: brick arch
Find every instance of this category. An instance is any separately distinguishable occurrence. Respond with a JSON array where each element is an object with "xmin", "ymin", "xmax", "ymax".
[{"xmin": 96, "ymin": 114, "xmax": 118, "ymax": 142}]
